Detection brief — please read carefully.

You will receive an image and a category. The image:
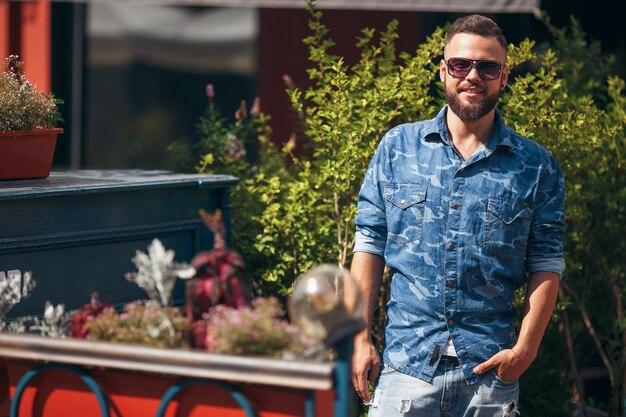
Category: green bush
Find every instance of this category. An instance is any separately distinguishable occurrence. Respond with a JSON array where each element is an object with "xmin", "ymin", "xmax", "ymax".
[
  {"xmin": 239, "ymin": 2, "xmax": 445, "ymax": 295},
  {"xmin": 500, "ymin": 16, "xmax": 626, "ymax": 416}
]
